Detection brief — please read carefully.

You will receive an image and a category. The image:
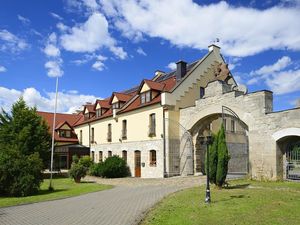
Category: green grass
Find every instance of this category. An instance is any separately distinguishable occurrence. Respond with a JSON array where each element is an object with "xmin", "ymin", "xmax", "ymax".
[
  {"xmin": 0, "ymin": 178, "xmax": 112, "ymax": 208},
  {"xmin": 141, "ymin": 180, "xmax": 300, "ymax": 225}
]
